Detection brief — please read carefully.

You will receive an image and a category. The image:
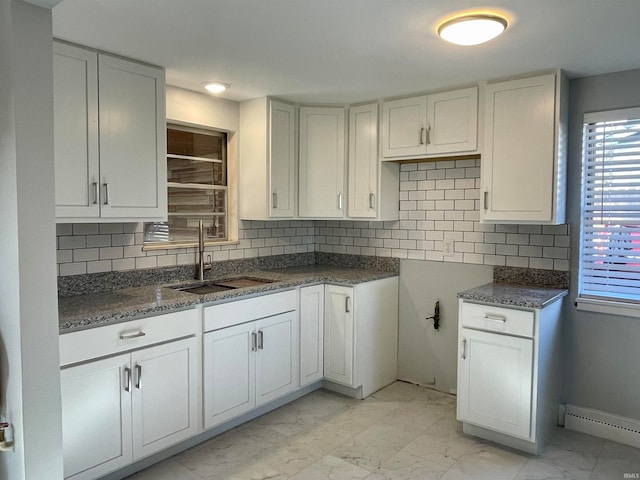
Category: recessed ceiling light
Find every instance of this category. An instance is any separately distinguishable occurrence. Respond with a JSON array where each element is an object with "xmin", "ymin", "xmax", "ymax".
[
  {"xmin": 437, "ymin": 14, "xmax": 508, "ymax": 46},
  {"xmin": 203, "ymin": 82, "xmax": 229, "ymax": 94}
]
